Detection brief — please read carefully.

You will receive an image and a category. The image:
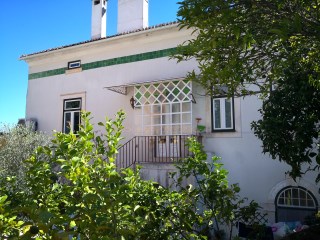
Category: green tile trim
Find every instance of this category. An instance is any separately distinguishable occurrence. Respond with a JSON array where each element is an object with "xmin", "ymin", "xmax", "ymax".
[
  {"xmin": 28, "ymin": 47, "xmax": 178, "ymax": 80},
  {"xmin": 29, "ymin": 68, "xmax": 66, "ymax": 80}
]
